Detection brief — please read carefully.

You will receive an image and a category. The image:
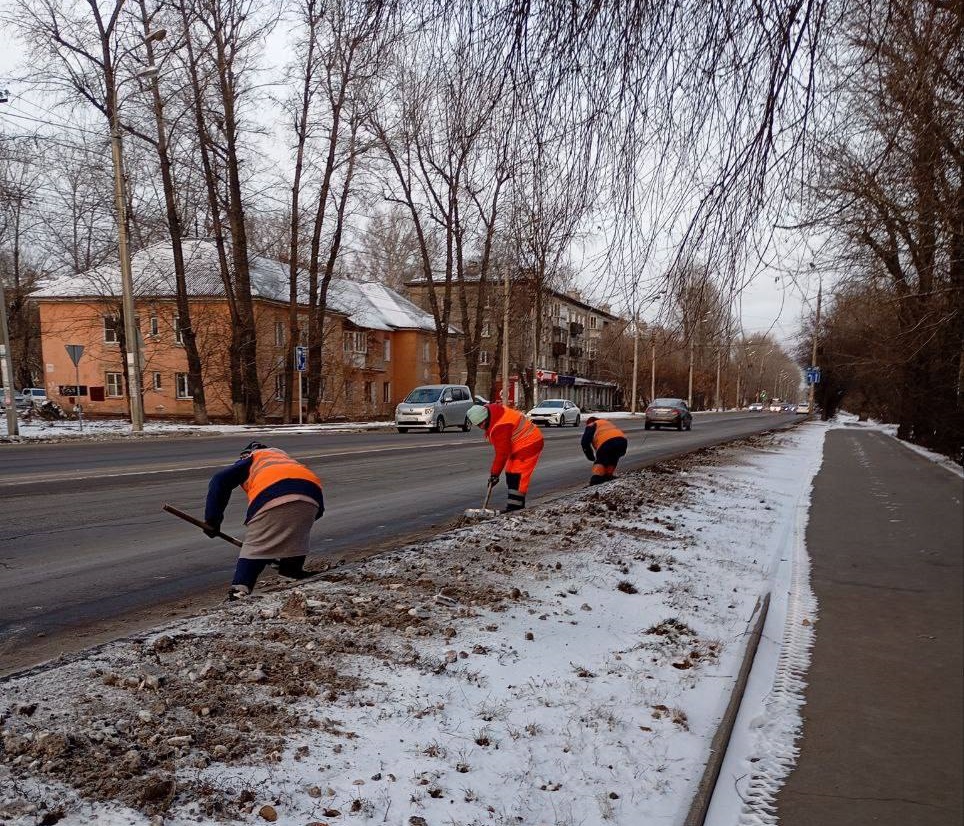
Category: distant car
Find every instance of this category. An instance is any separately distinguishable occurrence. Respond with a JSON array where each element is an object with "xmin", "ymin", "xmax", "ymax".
[
  {"xmin": 644, "ymin": 398, "xmax": 692, "ymax": 431},
  {"xmin": 783, "ymin": 403, "xmax": 797, "ymax": 413},
  {"xmin": 528, "ymin": 398, "xmax": 581, "ymax": 427},
  {"xmin": 20, "ymin": 387, "xmax": 48, "ymax": 407},
  {"xmin": 795, "ymin": 401, "xmax": 810, "ymax": 414},
  {"xmin": 747, "ymin": 402, "xmax": 765, "ymax": 412},
  {"xmin": 0, "ymin": 391, "xmax": 30, "ymax": 412},
  {"xmin": 768, "ymin": 402, "xmax": 784, "ymax": 412},
  {"xmin": 395, "ymin": 384, "xmax": 474, "ymax": 433}
]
